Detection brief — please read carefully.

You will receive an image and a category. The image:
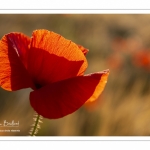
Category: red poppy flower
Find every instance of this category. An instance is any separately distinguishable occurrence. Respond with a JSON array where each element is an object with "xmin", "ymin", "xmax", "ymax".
[
  {"xmin": 0, "ymin": 29, "xmax": 109, "ymax": 119},
  {"xmin": 132, "ymin": 49, "xmax": 150, "ymax": 70}
]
